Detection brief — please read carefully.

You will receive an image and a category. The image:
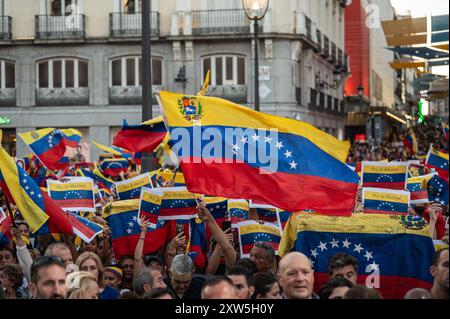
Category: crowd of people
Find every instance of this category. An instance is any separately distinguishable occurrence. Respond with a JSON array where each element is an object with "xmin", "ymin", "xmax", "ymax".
[
  {"xmin": 0, "ymin": 119, "xmax": 449, "ymax": 300},
  {"xmin": 347, "ymin": 118, "xmax": 448, "ymax": 163}
]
